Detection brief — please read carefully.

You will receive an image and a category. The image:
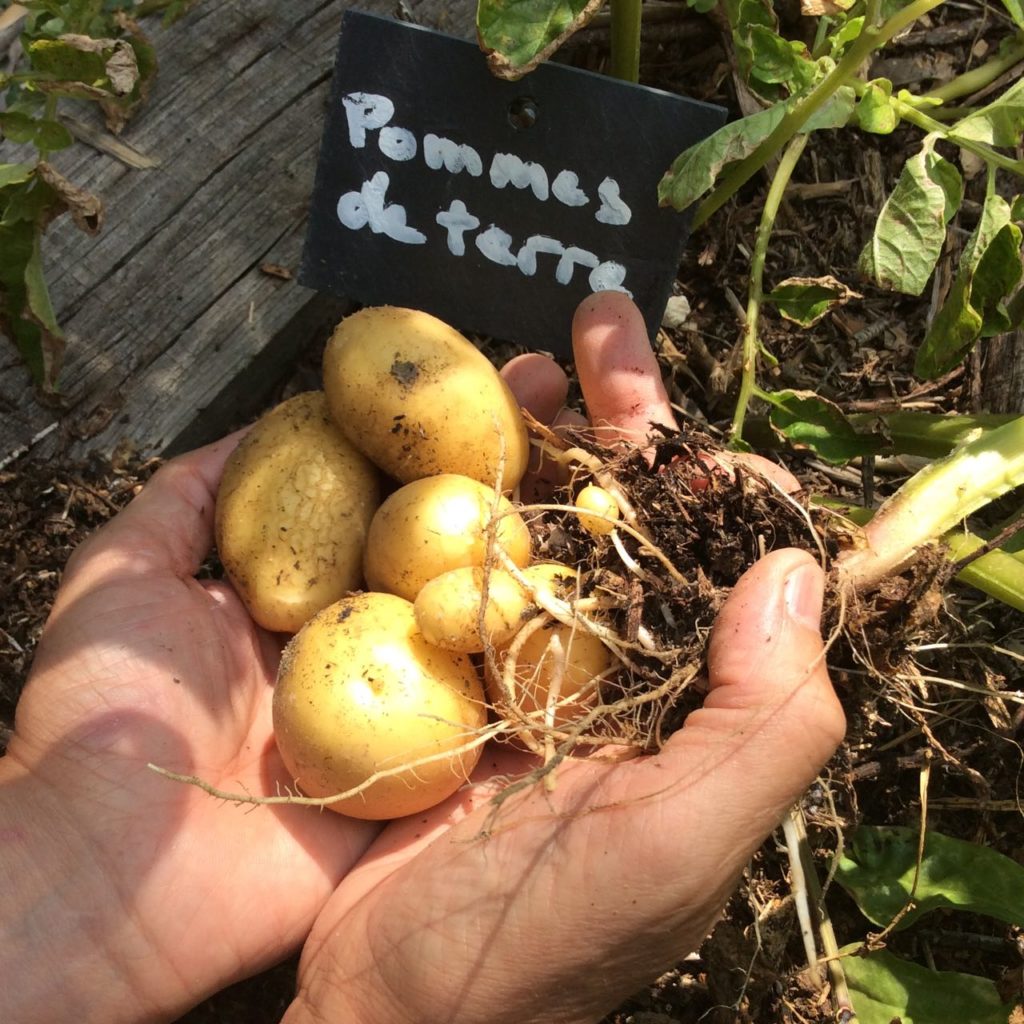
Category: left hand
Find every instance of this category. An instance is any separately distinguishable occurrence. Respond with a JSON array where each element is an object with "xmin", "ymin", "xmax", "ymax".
[{"xmin": 0, "ymin": 436, "xmax": 379, "ymax": 1023}]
